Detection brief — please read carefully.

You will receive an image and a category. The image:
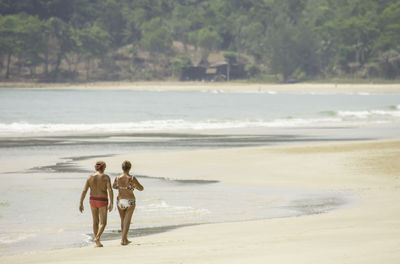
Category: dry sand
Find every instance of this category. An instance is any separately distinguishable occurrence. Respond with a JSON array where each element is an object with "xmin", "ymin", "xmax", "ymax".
[
  {"xmin": 1, "ymin": 81, "xmax": 400, "ymax": 93},
  {"xmin": 1, "ymin": 139, "xmax": 400, "ymax": 263}
]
